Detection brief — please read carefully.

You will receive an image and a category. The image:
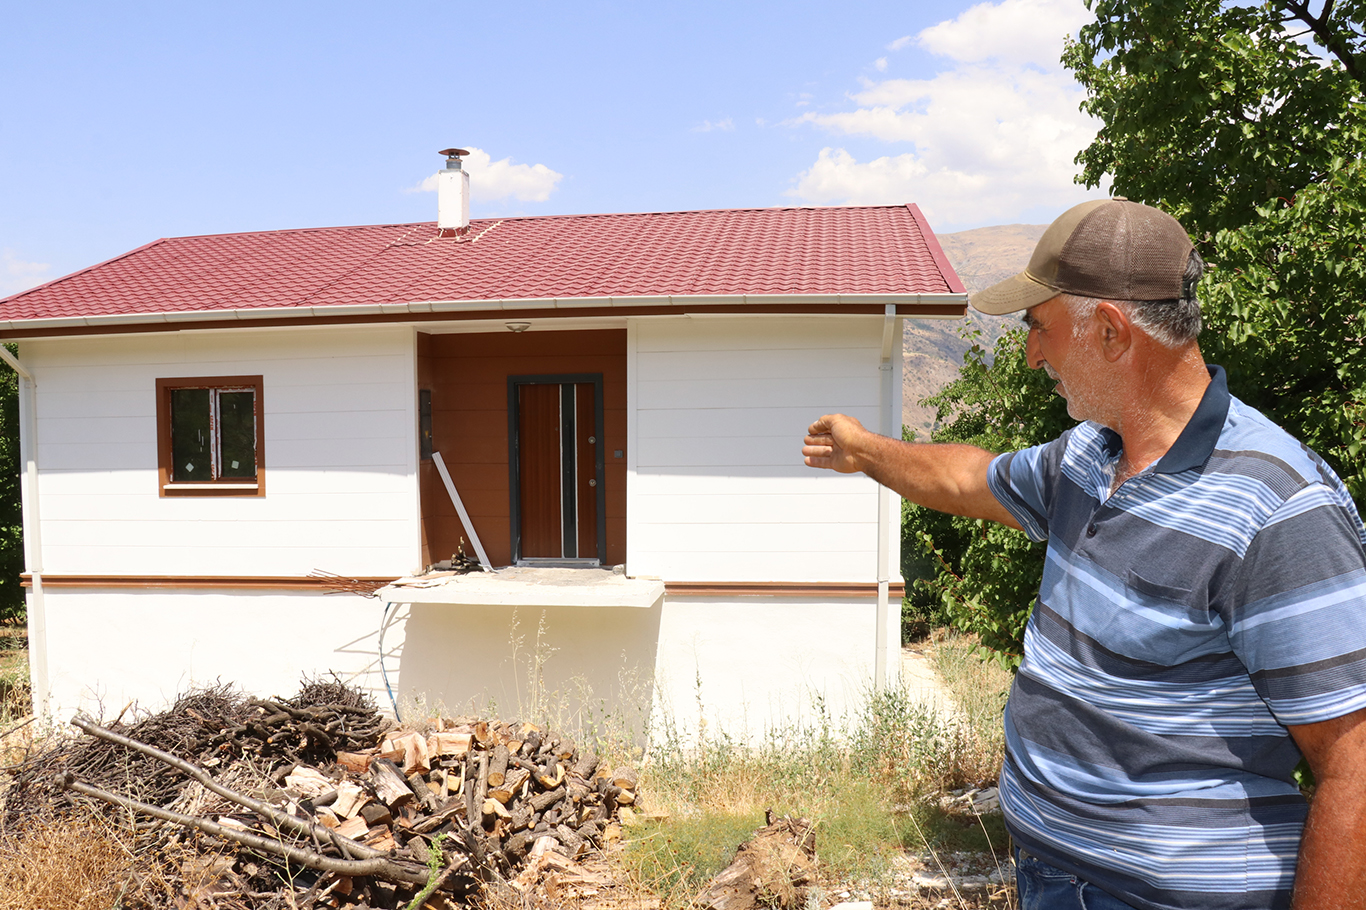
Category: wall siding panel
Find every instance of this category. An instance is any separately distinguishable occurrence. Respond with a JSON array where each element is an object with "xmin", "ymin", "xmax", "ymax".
[
  {"xmin": 627, "ymin": 316, "xmax": 890, "ymax": 582},
  {"xmin": 25, "ymin": 326, "xmax": 420, "ymax": 577}
]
